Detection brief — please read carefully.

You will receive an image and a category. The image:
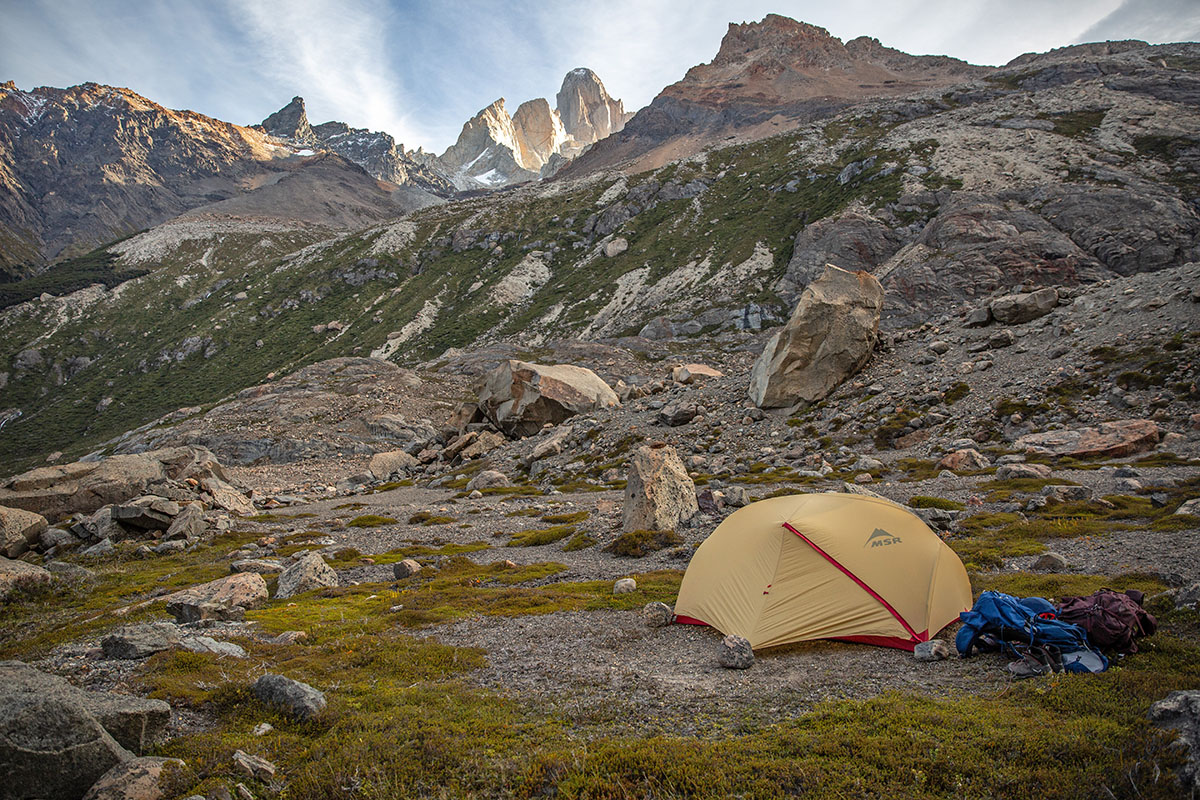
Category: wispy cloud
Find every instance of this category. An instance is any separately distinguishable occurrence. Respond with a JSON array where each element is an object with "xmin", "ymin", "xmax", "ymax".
[
  {"xmin": 225, "ymin": 0, "xmax": 423, "ymax": 147},
  {"xmin": 1, "ymin": 0, "xmax": 1196, "ymax": 155}
]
